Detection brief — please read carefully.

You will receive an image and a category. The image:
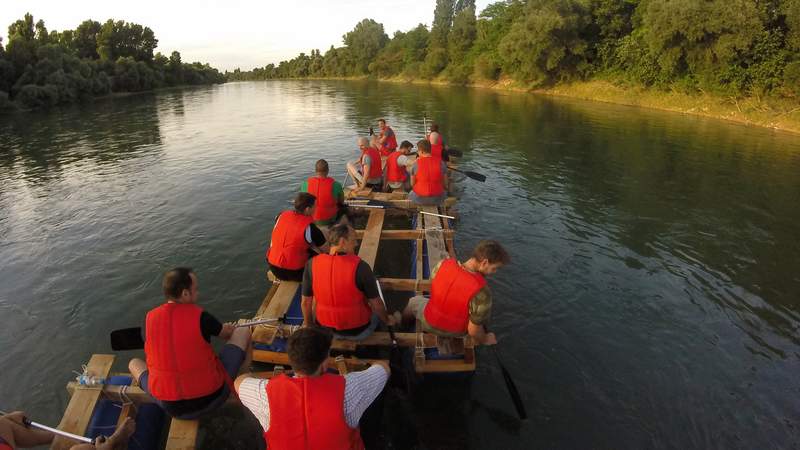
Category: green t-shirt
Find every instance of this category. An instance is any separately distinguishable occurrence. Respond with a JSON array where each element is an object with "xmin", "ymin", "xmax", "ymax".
[
  {"xmin": 300, "ymin": 178, "xmax": 344, "ymax": 225},
  {"xmin": 420, "ymin": 260, "xmax": 493, "ymax": 337}
]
